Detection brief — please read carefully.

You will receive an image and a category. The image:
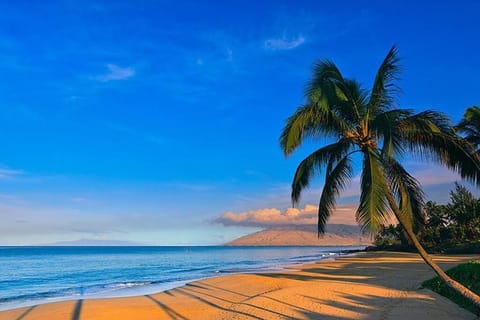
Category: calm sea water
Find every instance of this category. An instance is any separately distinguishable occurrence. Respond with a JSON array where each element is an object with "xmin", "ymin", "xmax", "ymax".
[{"xmin": 0, "ymin": 245, "xmax": 364, "ymax": 311}]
